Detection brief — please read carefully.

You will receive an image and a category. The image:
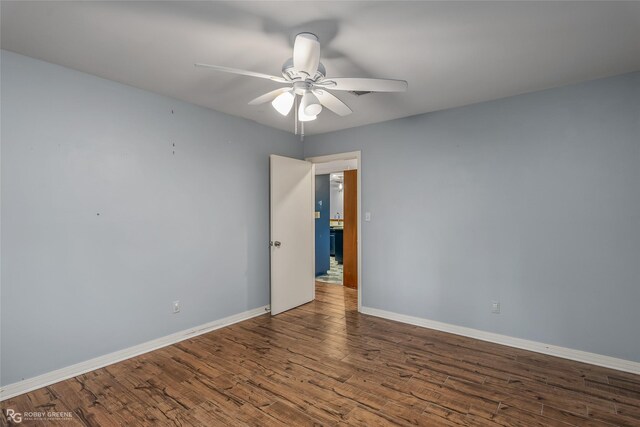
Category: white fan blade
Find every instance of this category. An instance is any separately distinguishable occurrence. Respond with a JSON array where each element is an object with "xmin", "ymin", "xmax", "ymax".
[
  {"xmin": 248, "ymin": 88, "xmax": 291, "ymax": 105},
  {"xmin": 195, "ymin": 63, "xmax": 288, "ymax": 83},
  {"xmin": 293, "ymin": 33, "xmax": 320, "ymax": 77},
  {"xmin": 319, "ymin": 77, "xmax": 407, "ymax": 92},
  {"xmin": 312, "ymin": 89, "xmax": 352, "ymax": 116}
]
